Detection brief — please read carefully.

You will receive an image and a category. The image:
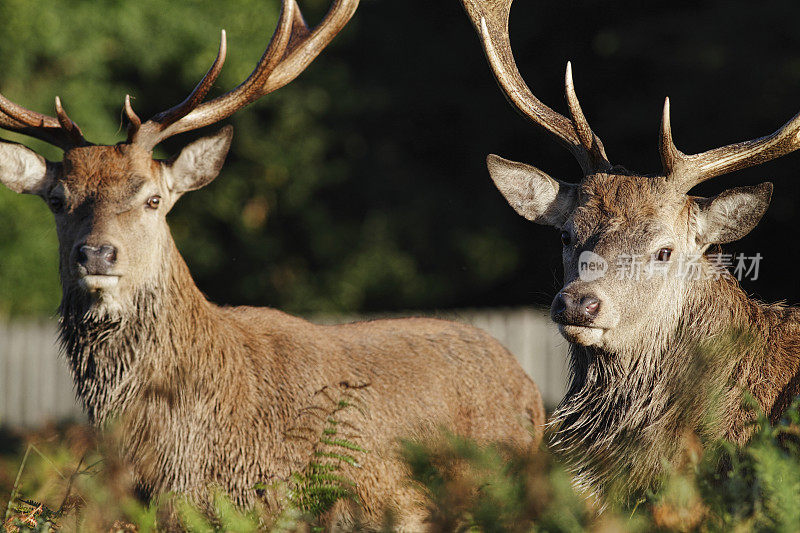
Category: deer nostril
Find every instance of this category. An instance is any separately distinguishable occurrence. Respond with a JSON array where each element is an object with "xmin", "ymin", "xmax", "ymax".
[
  {"xmin": 99, "ymin": 245, "xmax": 117, "ymax": 265},
  {"xmin": 551, "ymin": 293, "xmax": 568, "ymax": 316},
  {"xmin": 76, "ymin": 244, "xmax": 117, "ymax": 274},
  {"xmin": 77, "ymin": 246, "xmax": 90, "ymax": 266},
  {"xmin": 582, "ymin": 296, "xmax": 601, "ymax": 317}
]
